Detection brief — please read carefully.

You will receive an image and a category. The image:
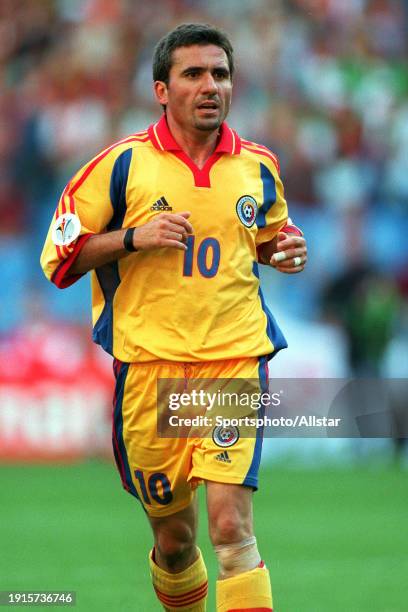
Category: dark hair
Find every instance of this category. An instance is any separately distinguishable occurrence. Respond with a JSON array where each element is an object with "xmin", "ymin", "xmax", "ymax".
[{"xmin": 153, "ymin": 23, "xmax": 234, "ymax": 84}]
